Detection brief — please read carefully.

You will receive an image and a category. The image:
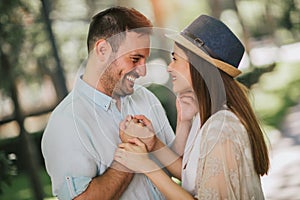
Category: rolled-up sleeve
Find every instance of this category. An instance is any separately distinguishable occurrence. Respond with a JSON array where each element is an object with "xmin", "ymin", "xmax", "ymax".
[
  {"xmin": 42, "ymin": 111, "xmax": 98, "ymax": 200},
  {"xmin": 58, "ymin": 176, "xmax": 92, "ymax": 199}
]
